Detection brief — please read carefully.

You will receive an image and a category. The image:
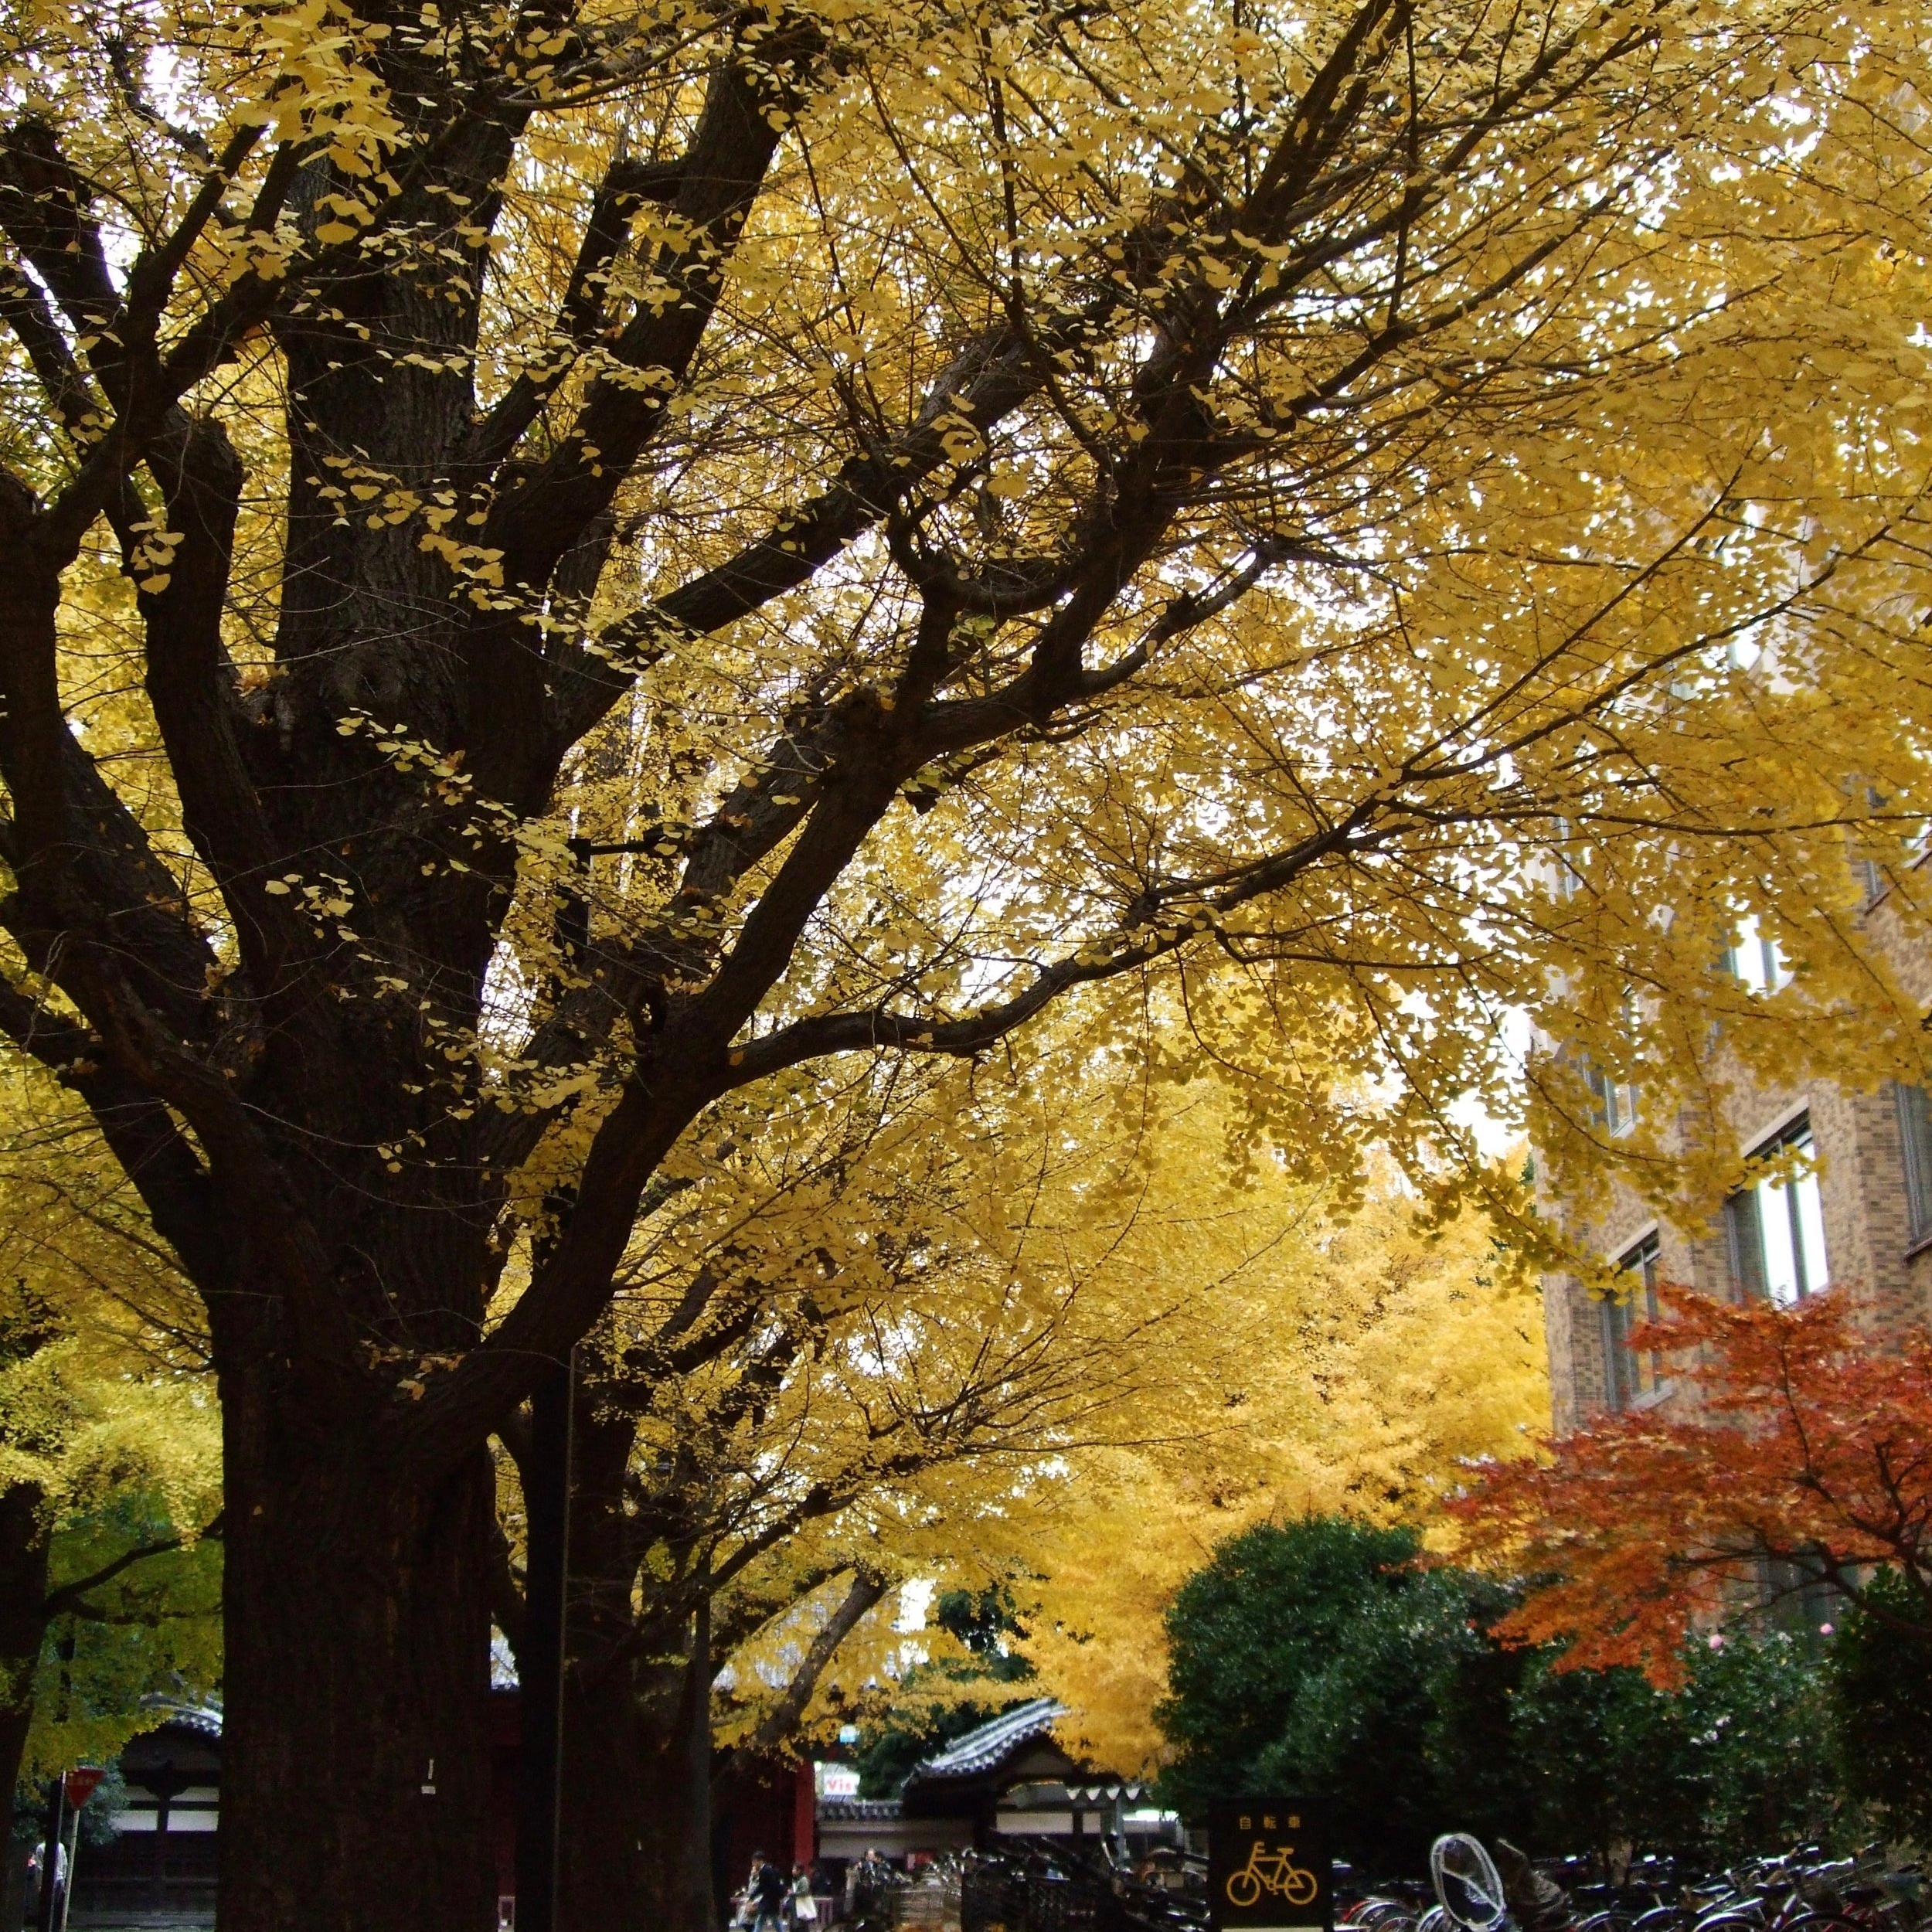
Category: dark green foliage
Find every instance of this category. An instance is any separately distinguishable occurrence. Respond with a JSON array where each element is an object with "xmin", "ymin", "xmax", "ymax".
[
  {"xmin": 1158, "ymin": 1518, "xmax": 1497, "ymax": 1870},
  {"xmin": 1157, "ymin": 1516, "xmax": 1872, "ymax": 1876},
  {"xmin": 1678, "ymin": 1632, "xmax": 1843, "ymax": 1858},
  {"xmin": 1157, "ymin": 1517, "xmax": 1423, "ymax": 1828},
  {"xmin": 1832, "ymin": 1567, "xmax": 1932, "ymax": 1846},
  {"xmin": 1252, "ymin": 1566, "xmax": 1501, "ymax": 1871},
  {"xmin": 1504, "ymin": 1652, "xmax": 1688, "ymax": 1867},
  {"xmin": 855, "ymin": 1587, "xmax": 1035, "ymax": 1798},
  {"xmin": 1423, "ymin": 1594, "xmax": 1540, "ymax": 1847}
]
